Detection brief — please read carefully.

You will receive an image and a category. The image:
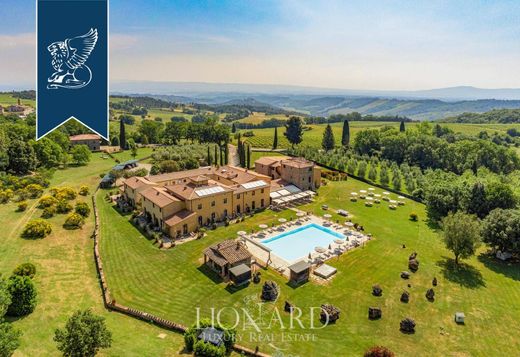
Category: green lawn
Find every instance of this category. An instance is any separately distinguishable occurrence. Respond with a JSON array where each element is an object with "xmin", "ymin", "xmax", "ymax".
[
  {"xmin": 0, "ymin": 150, "xmax": 186, "ymax": 356},
  {"xmin": 97, "ymin": 177, "xmax": 520, "ymax": 356},
  {"xmin": 0, "ymin": 93, "xmax": 35, "ymax": 108}
]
